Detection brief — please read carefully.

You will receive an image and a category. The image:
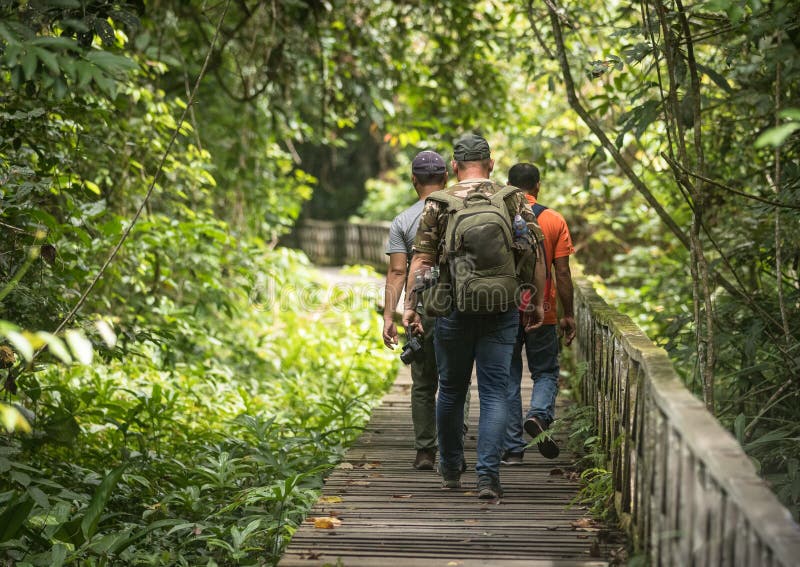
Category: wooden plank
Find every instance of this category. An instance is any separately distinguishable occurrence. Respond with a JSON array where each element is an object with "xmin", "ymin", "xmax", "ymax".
[{"xmin": 280, "ymin": 361, "xmax": 624, "ymax": 566}]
